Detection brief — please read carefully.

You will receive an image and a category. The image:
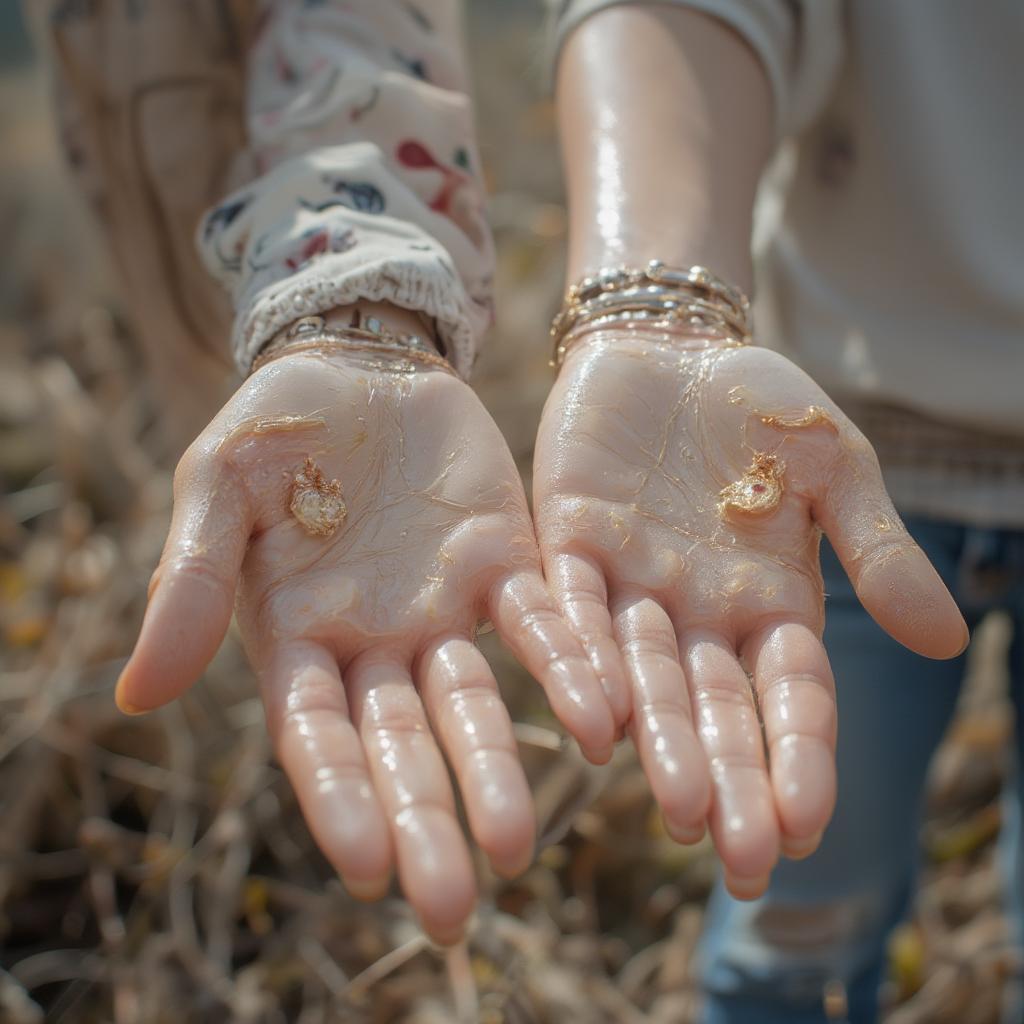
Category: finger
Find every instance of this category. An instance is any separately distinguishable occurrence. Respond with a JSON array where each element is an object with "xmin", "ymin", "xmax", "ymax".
[
  {"xmin": 347, "ymin": 652, "xmax": 476, "ymax": 945},
  {"xmin": 547, "ymin": 550, "xmax": 632, "ymax": 732},
  {"xmin": 742, "ymin": 621, "xmax": 837, "ymax": 858},
  {"xmin": 611, "ymin": 594, "xmax": 710, "ymax": 838},
  {"xmin": 815, "ymin": 448, "xmax": 967, "ymax": 659},
  {"xmin": 418, "ymin": 635, "xmax": 535, "ymax": 878},
  {"xmin": 488, "ymin": 569, "xmax": 616, "ymax": 765},
  {"xmin": 260, "ymin": 641, "xmax": 392, "ymax": 898},
  {"xmin": 116, "ymin": 449, "xmax": 252, "ymax": 713},
  {"xmin": 681, "ymin": 629, "xmax": 779, "ymax": 896}
]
